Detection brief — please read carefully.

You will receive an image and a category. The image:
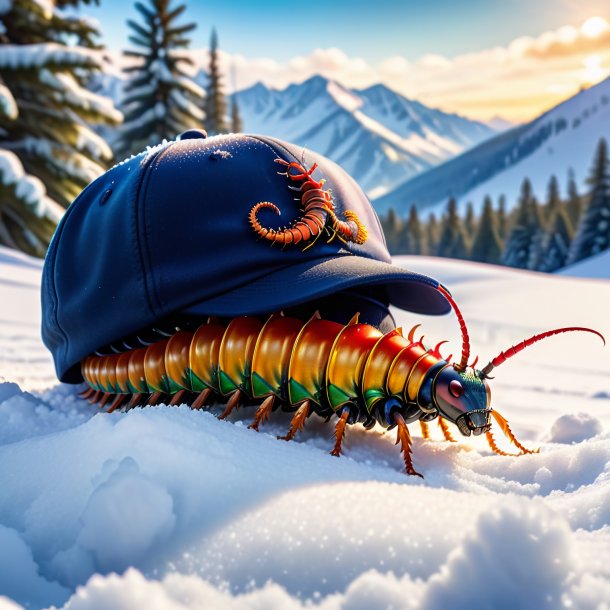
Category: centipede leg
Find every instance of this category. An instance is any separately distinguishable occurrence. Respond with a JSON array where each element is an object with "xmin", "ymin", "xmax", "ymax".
[
  {"xmin": 107, "ymin": 394, "xmax": 127, "ymax": 413},
  {"xmin": 126, "ymin": 393, "xmax": 144, "ymax": 410},
  {"xmin": 438, "ymin": 417, "xmax": 457, "ymax": 442},
  {"xmin": 278, "ymin": 400, "xmax": 310, "ymax": 441},
  {"xmin": 88, "ymin": 390, "xmax": 102, "ymax": 404},
  {"xmin": 191, "ymin": 387, "xmax": 213, "ymax": 410},
  {"xmin": 146, "ymin": 391, "xmax": 163, "ymax": 406},
  {"xmin": 169, "ymin": 389, "xmax": 188, "ymax": 407},
  {"xmin": 394, "ymin": 413, "xmax": 423, "ymax": 478},
  {"xmin": 219, "ymin": 389, "xmax": 243, "ymax": 420},
  {"xmin": 491, "ymin": 410, "xmax": 539, "ymax": 455},
  {"xmin": 419, "ymin": 420, "xmax": 430, "ymax": 439},
  {"xmin": 99, "ymin": 393, "xmax": 113, "ymax": 409},
  {"xmin": 79, "ymin": 387, "xmax": 95, "ymax": 399},
  {"xmin": 330, "ymin": 408, "xmax": 350, "ymax": 457},
  {"xmin": 249, "ymin": 395, "xmax": 275, "ymax": 431},
  {"xmin": 485, "ymin": 430, "xmax": 520, "ymax": 457}
]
